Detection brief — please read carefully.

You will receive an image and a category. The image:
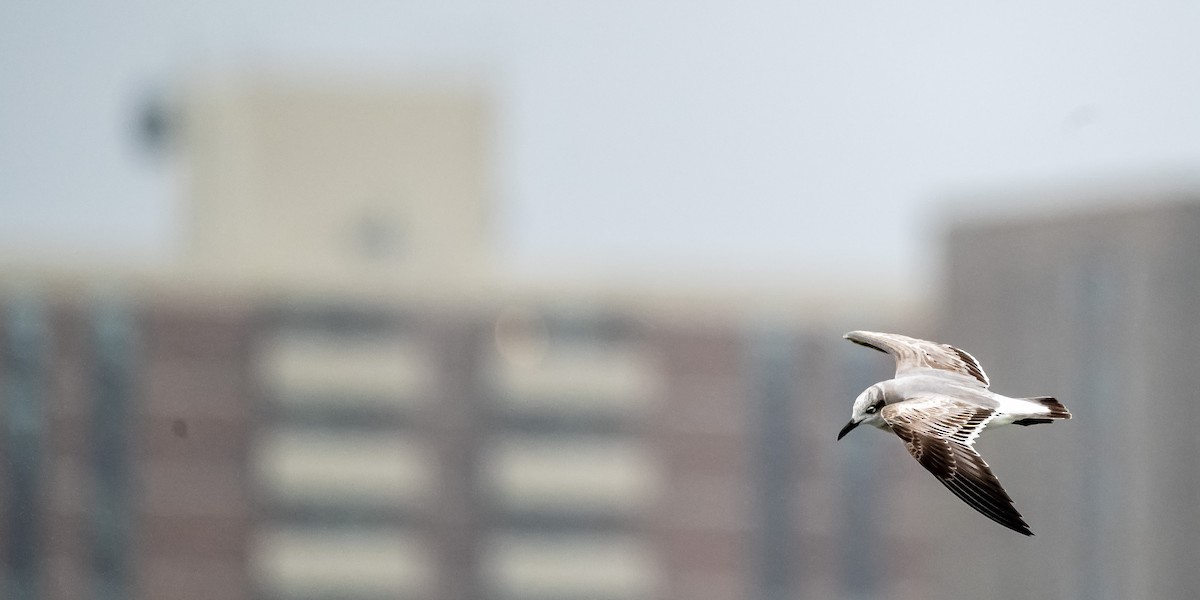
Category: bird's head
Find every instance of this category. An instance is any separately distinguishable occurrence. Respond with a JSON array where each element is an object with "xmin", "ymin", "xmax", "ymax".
[{"xmin": 838, "ymin": 384, "xmax": 887, "ymax": 440}]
